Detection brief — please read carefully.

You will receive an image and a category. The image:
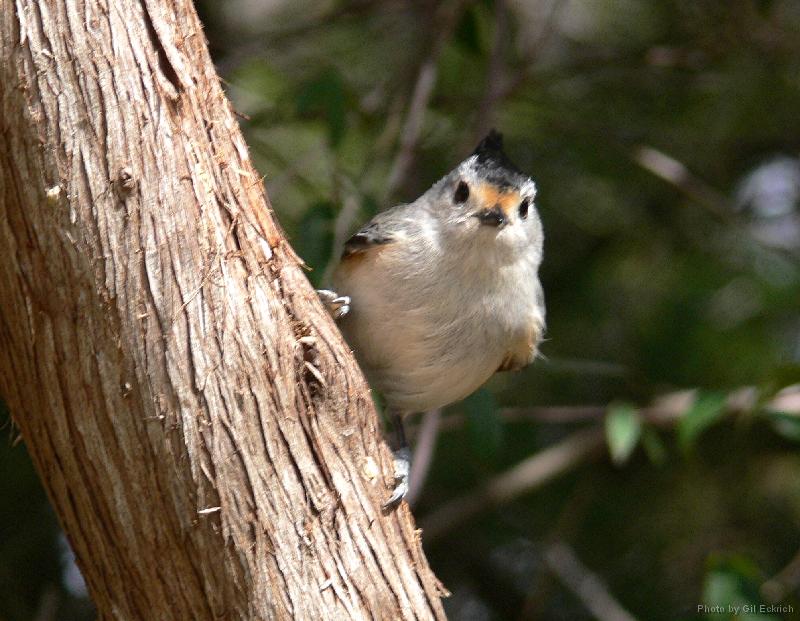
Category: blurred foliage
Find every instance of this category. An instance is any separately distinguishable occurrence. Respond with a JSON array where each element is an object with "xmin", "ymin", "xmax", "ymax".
[
  {"xmin": 605, "ymin": 402, "xmax": 641, "ymax": 465},
  {"xmin": 702, "ymin": 554, "xmax": 783, "ymax": 621},
  {"xmin": 4, "ymin": 0, "xmax": 800, "ymax": 619},
  {"xmin": 678, "ymin": 392, "xmax": 728, "ymax": 452}
]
